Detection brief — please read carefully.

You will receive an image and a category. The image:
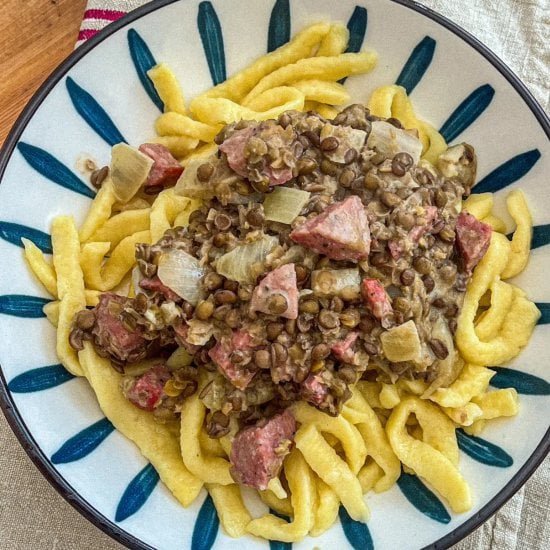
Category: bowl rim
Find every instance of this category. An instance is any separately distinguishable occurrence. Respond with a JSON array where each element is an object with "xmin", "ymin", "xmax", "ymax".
[{"xmin": 0, "ymin": 1, "xmax": 548, "ymax": 549}]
